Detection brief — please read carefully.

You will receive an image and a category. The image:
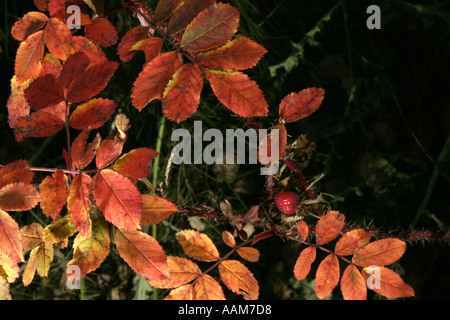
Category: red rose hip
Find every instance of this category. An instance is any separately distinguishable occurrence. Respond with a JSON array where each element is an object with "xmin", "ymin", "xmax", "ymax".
[{"xmin": 274, "ymin": 191, "xmax": 300, "ymax": 215}]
